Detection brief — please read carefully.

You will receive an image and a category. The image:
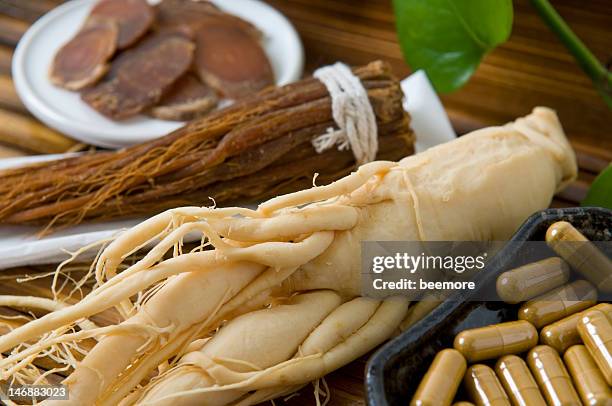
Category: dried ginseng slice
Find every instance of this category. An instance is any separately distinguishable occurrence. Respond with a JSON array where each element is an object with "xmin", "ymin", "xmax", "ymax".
[
  {"xmin": 90, "ymin": 0, "xmax": 155, "ymax": 49},
  {"xmin": 155, "ymin": 0, "xmax": 260, "ymax": 39},
  {"xmin": 50, "ymin": 19, "xmax": 118, "ymax": 90},
  {"xmin": 82, "ymin": 35, "xmax": 195, "ymax": 120},
  {"xmin": 150, "ymin": 74, "xmax": 218, "ymax": 121},
  {"xmin": 156, "ymin": 0, "xmax": 220, "ymax": 27},
  {"xmin": 195, "ymin": 22, "xmax": 274, "ymax": 99}
]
